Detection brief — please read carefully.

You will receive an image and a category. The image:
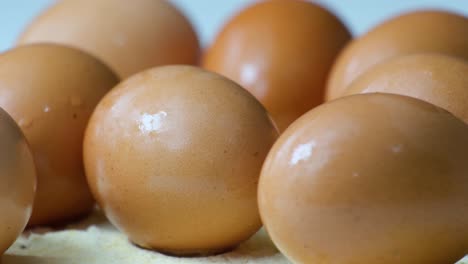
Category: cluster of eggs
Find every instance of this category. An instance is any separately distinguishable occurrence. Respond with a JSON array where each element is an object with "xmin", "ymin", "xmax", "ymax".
[{"xmin": 2, "ymin": 0, "xmax": 468, "ymax": 263}]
